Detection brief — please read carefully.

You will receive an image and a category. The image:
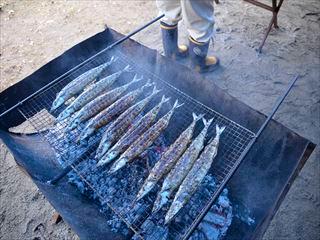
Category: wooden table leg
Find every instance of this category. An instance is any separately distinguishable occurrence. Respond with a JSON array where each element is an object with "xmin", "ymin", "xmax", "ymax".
[
  {"xmin": 258, "ymin": 12, "xmax": 277, "ymax": 53},
  {"xmin": 272, "ymin": 0, "xmax": 279, "ymax": 28}
]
